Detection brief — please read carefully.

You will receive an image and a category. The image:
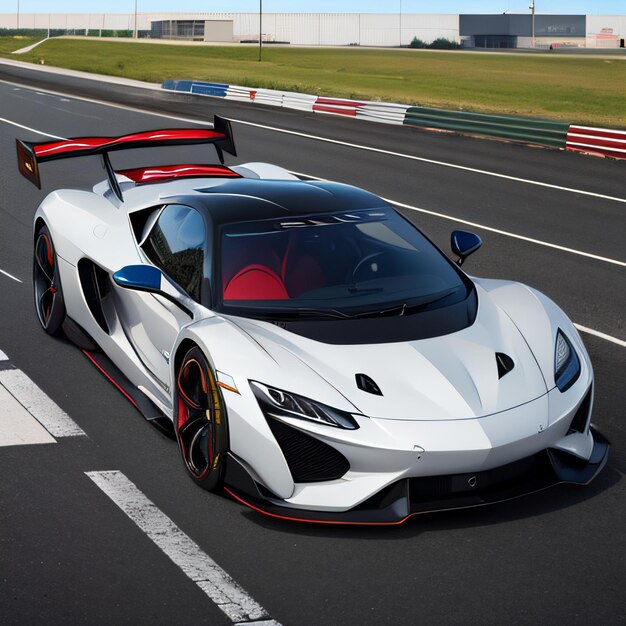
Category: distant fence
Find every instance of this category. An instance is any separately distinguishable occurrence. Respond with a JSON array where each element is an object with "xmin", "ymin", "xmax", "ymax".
[{"xmin": 162, "ymin": 79, "xmax": 625, "ymax": 158}]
